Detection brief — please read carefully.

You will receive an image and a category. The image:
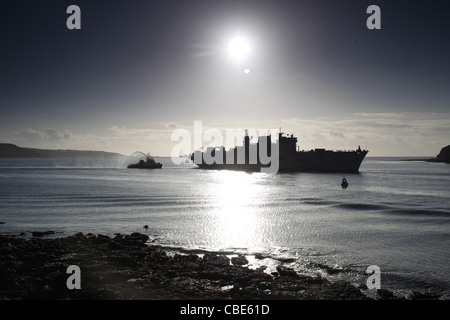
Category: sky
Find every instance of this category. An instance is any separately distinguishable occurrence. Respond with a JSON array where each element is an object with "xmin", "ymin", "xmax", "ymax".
[{"xmin": 1, "ymin": 0, "xmax": 449, "ymax": 156}]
